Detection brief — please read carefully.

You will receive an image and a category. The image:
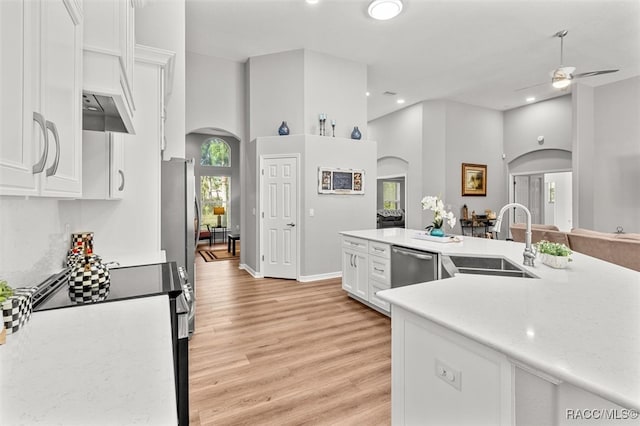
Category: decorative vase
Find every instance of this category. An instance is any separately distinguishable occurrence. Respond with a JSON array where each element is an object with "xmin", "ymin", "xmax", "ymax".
[
  {"xmin": 351, "ymin": 126, "xmax": 362, "ymax": 140},
  {"xmin": 430, "ymin": 227, "xmax": 445, "ymax": 237},
  {"xmin": 540, "ymin": 253, "xmax": 569, "ymax": 269},
  {"xmin": 278, "ymin": 121, "xmax": 290, "ymax": 136}
]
